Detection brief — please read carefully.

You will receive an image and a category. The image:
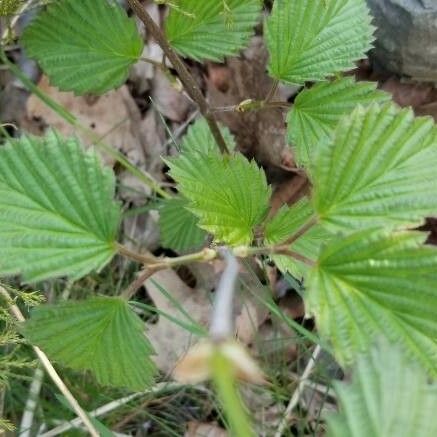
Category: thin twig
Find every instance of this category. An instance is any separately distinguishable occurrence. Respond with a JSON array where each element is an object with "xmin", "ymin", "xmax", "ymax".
[
  {"xmin": 164, "ymin": 109, "xmax": 200, "ymax": 148},
  {"xmin": 118, "ymin": 239, "xmax": 314, "ymax": 301},
  {"xmin": 288, "ymin": 373, "xmax": 336, "ymax": 399},
  {"xmin": 120, "ymin": 248, "xmax": 218, "ymax": 300},
  {"xmin": 211, "ymin": 100, "xmax": 291, "ymax": 114},
  {"xmin": 235, "ymin": 245, "xmax": 315, "ymax": 266},
  {"xmin": 118, "ymin": 239, "xmax": 315, "ymax": 292},
  {"xmin": 265, "ymin": 79, "xmax": 279, "ymax": 104},
  {"xmin": 0, "ymin": 286, "xmax": 100, "ymax": 437},
  {"xmin": 149, "ymin": 248, "xmax": 217, "ymax": 270},
  {"xmin": 279, "ymin": 215, "xmax": 318, "ymax": 247},
  {"xmin": 274, "ymin": 345, "xmax": 322, "ymax": 437},
  {"xmin": 127, "ymin": 0, "xmax": 230, "ymax": 155},
  {"xmin": 272, "ymin": 247, "xmax": 315, "ymax": 266},
  {"xmin": 117, "ymin": 243, "xmax": 157, "ymax": 264},
  {"xmin": 140, "ymin": 56, "xmax": 167, "ymax": 70},
  {"xmin": 121, "ymin": 268, "xmax": 155, "ymax": 300}
]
